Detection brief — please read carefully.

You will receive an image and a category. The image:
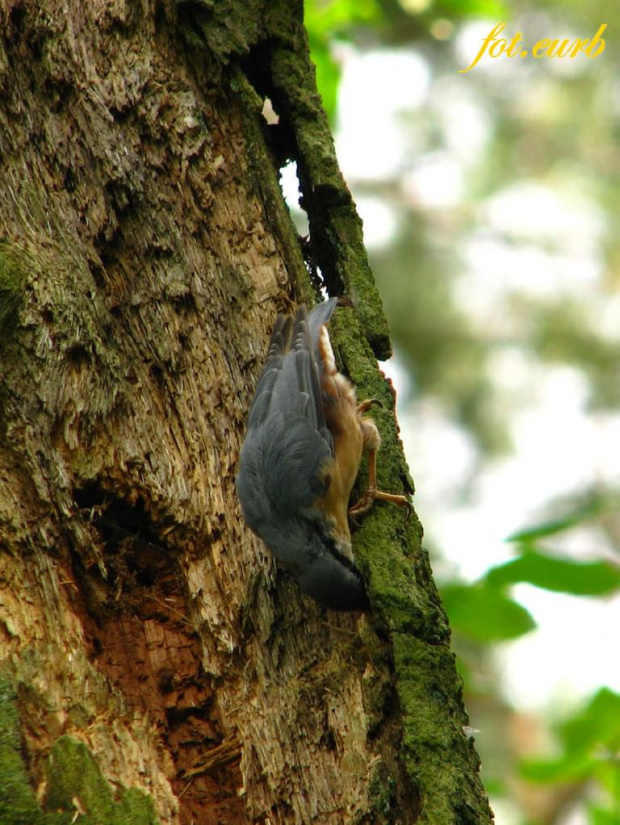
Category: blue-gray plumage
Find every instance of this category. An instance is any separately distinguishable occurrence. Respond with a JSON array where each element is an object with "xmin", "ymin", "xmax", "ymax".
[{"xmin": 237, "ymin": 299, "xmax": 411, "ymax": 611}]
